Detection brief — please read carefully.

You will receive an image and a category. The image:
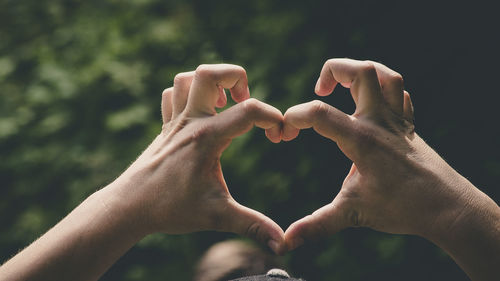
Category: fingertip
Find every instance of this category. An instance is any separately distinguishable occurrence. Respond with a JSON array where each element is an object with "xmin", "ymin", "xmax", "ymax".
[
  {"xmin": 215, "ymin": 95, "xmax": 227, "ymax": 108},
  {"xmin": 314, "ymin": 79, "xmax": 332, "ymax": 96},
  {"xmin": 286, "ymin": 236, "xmax": 304, "ymax": 252},
  {"xmin": 230, "ymin": 85, "xmax": 250, "ymax": 103},
  {"xmin": 315, "ymin": 87, "xmax": 332, "ymax": 97},
  {"xmin": 265, "ymin": 126, "xmax": 282, "ymax": 143},
  {"xmin": 268, "ymin": 239, "xmax": 287, "ymax": 255},
  {"xmin": 315, "ymin": 67, "xmax": 337, "ymax": 96},
  {"xmin": 315, "ymin": 82, "xmax": 336, "ymax": 96},
  {"xmin": 215, "ymin": 85, "xmax": 227, "ymax": 108},
  {"xmin": 284, "ymin": 222, "xmax": 305, "ymax": 251},
  {"xmin": 314, "ymin": 77, "xmax": 321, "ymax": 94},
  {"xmin": 282, "ymin": 126, "xmax": 299, "ymax": 141}
]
